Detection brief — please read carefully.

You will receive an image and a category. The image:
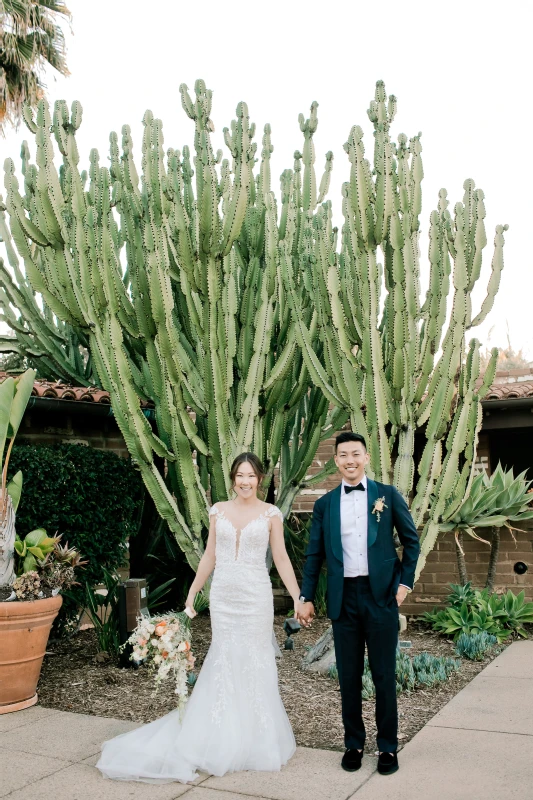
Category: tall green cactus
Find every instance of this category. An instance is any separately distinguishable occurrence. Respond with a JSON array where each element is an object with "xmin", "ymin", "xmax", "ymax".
[
  {"xmin": 0, "ymin": 83, "xmax": 338, "ymax": 569},
  {"xmin": 0, "ymin": 81, "xmax": 506, "ymax": 579},
  {"xmin": 283, "ymin": 81, "xmax": 505, "ymax": 578}
]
